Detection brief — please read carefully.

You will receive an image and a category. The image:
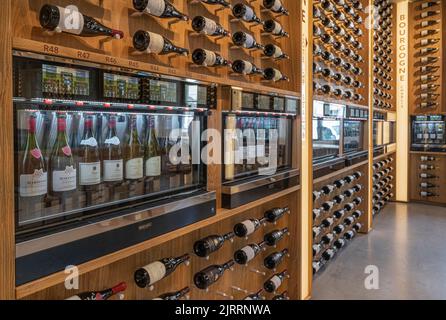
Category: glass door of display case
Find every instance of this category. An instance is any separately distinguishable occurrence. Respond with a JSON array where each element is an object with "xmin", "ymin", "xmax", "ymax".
[{"xmin": 411, "ymin": 115, "xmax": 446, "ymax": 151}]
